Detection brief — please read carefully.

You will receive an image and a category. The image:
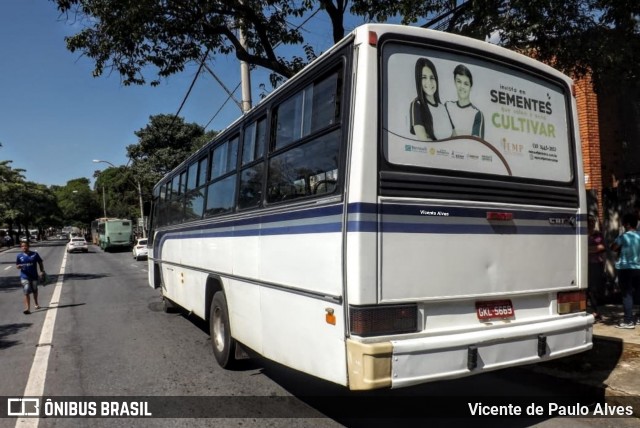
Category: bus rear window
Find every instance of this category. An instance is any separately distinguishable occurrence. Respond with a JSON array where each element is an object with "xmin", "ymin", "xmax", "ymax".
[{"xmin": 381, "ymin": 42, "xmax": 573, "ymax": 183}]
